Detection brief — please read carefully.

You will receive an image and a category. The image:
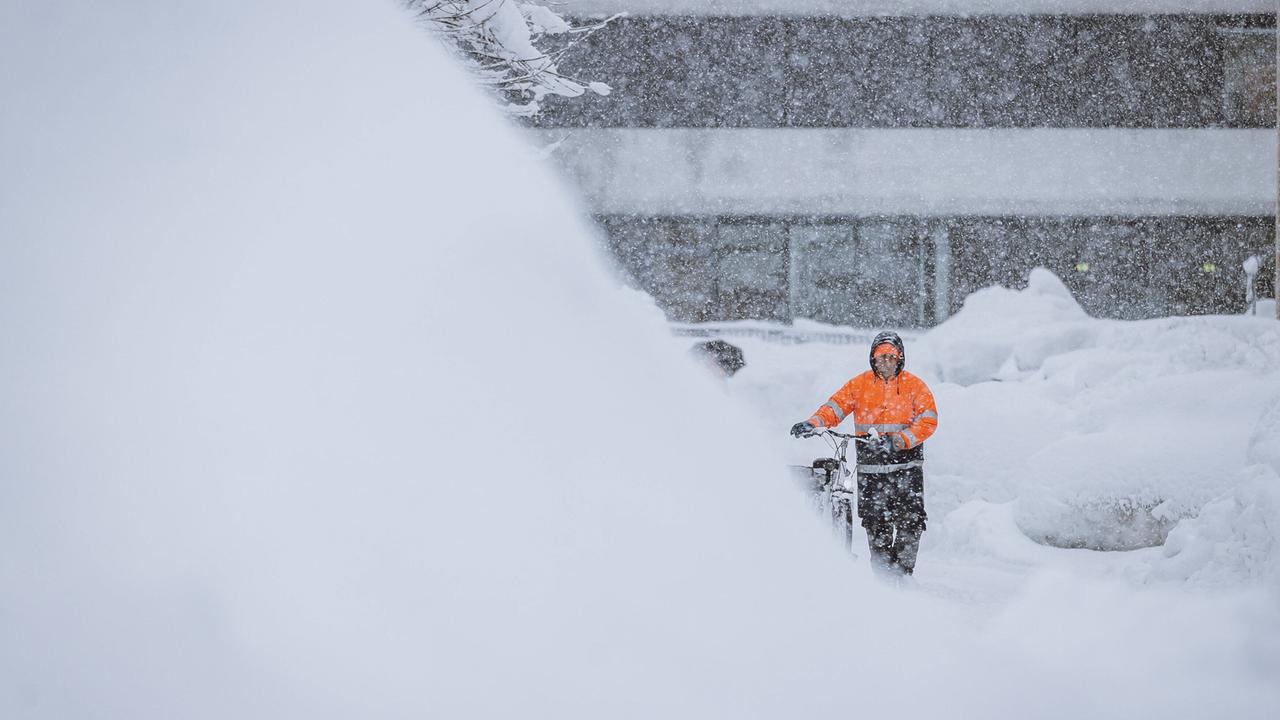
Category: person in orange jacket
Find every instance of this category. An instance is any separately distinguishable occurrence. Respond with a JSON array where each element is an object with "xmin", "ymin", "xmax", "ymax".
[{"xmin": 790, "ymin": 331, "xmax": 939, "ymax": 576}]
